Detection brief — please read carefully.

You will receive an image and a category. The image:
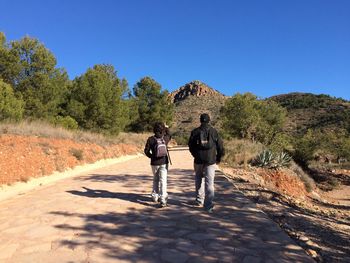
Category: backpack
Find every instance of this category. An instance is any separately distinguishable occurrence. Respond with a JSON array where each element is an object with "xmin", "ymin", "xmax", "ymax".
[
  {"xmin": 154, "ymin": 136, "xmax": 167, "ymax": 158},
  {"xmin": 197, "ymin": 127, "xmax": 215, "ymax": 150}
]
